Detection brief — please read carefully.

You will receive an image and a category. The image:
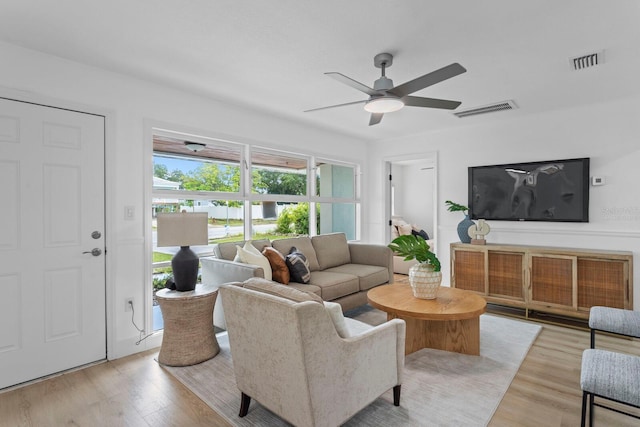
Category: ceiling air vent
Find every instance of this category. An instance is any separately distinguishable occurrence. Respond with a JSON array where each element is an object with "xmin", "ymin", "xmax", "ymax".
[
  {"xmin": 571, "ymin": 51, "xmax": 603, "ymax": 71},
  {"xmin": 453, "ymin": 100, "xmax": 517, "ymax": 118}
]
